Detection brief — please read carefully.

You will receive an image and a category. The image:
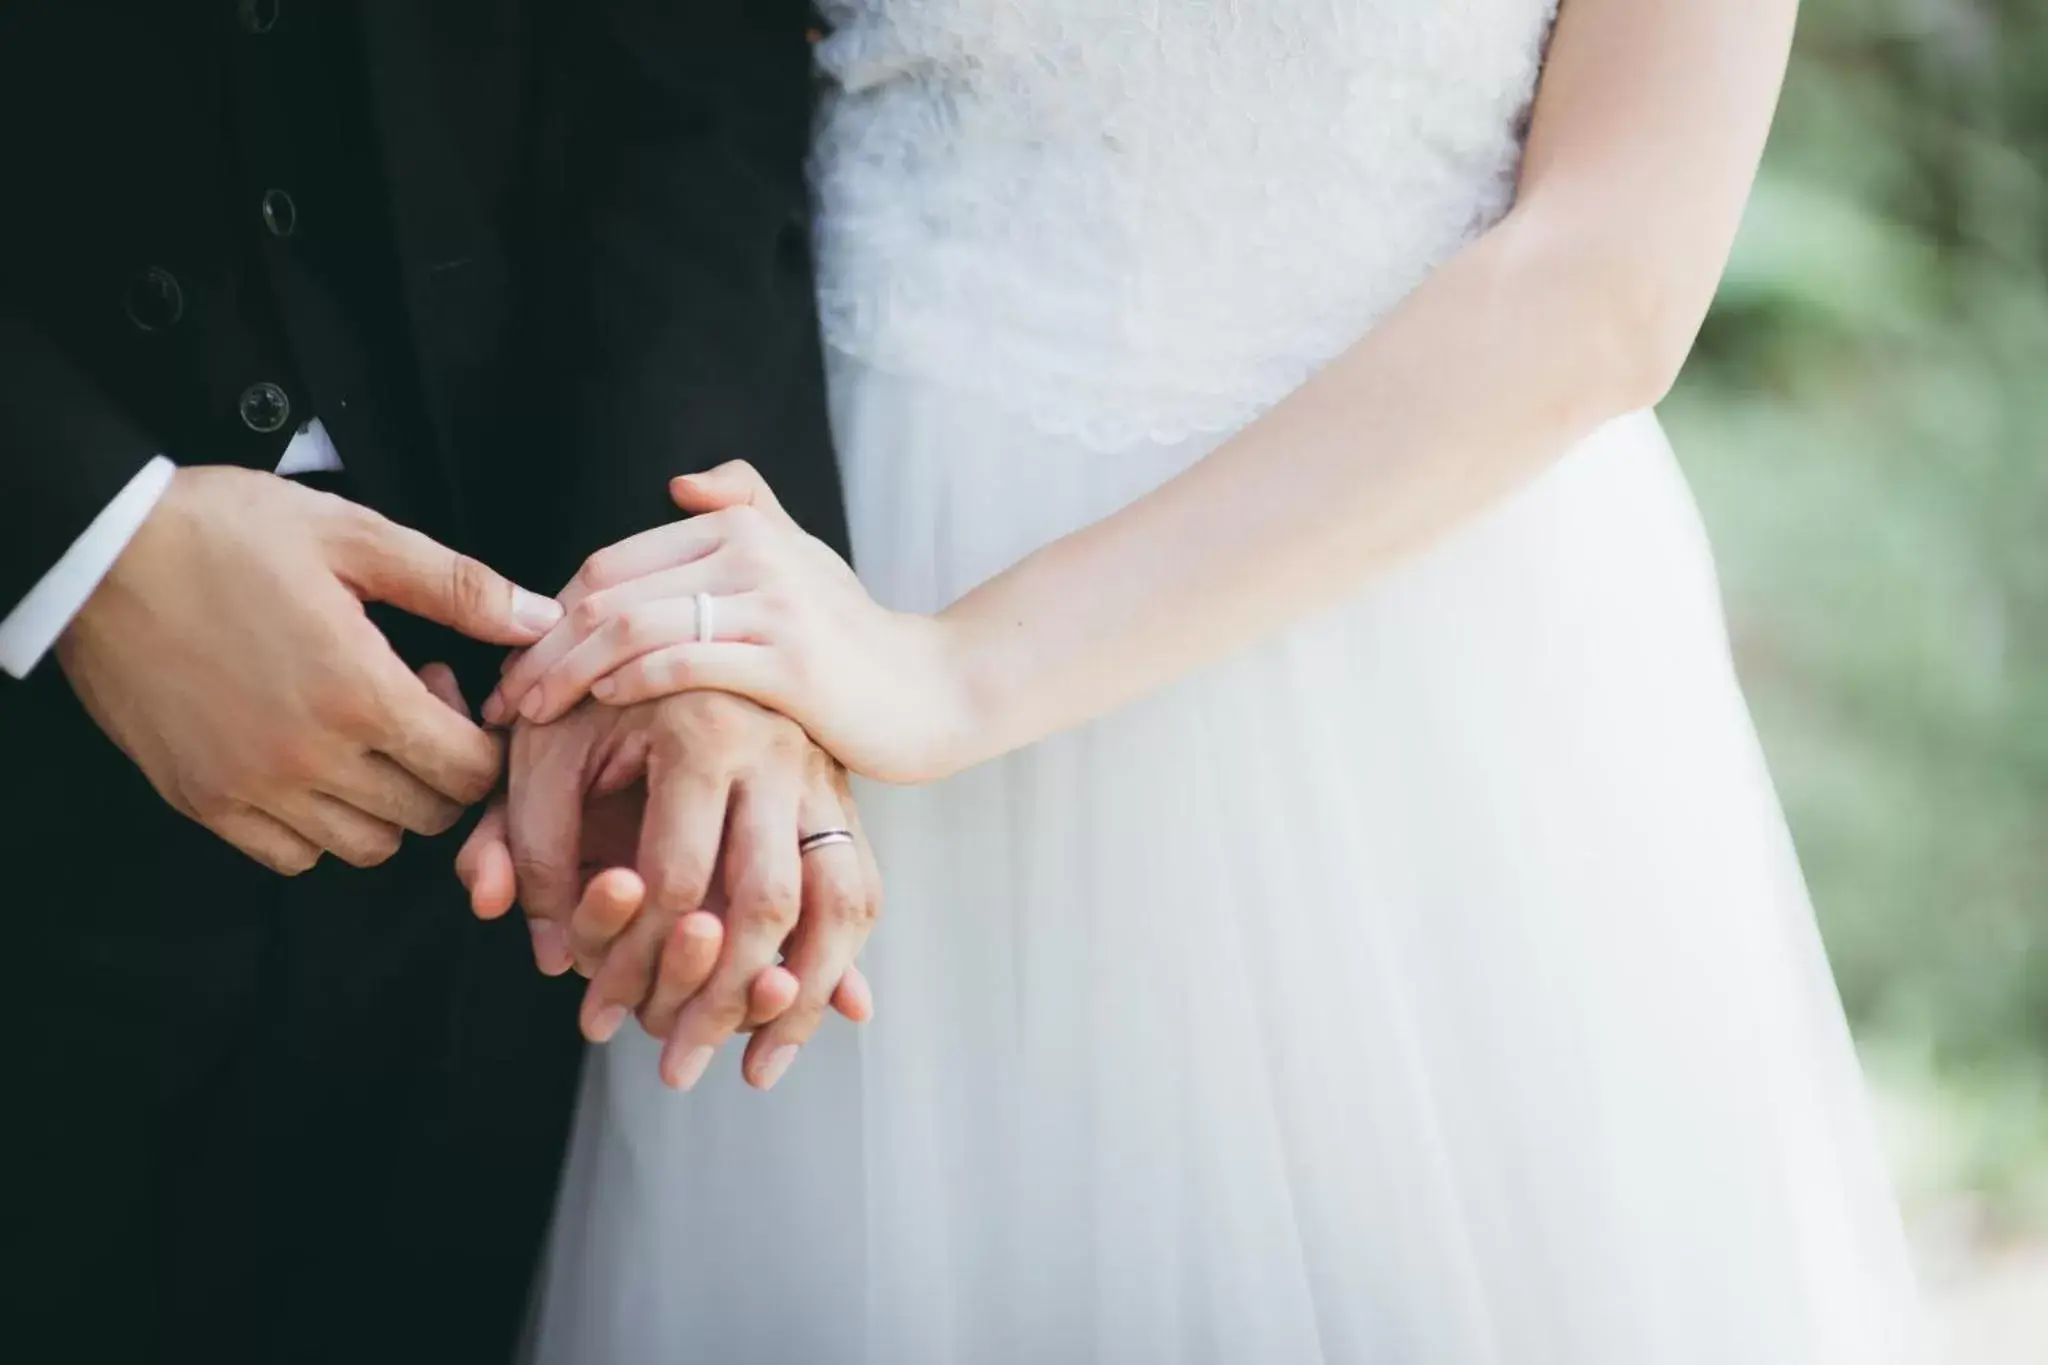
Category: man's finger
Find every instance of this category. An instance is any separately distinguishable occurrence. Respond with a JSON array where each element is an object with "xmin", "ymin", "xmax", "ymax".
[
  {"xmin": 212, "ymin": 806, "xmax": 323, "ymax": 877},
  {"xmin": 351, "ymin": 663, "xmax": 476, "ymax": 832},
  {"xmin": 456, "ymin": 801, "xmax": 517, "ymax": 919},
  {"xmin": 741, "ymin": 786, "xmax": 878, "ymax": 1089},
  {"xmin": 637, "ymin": 753, "xmax": 729, "ymax": 931},
  {"xmin": 275, "ymin": 791, "xmax": 405, "ymax": 870},
  {"xmin": 417, "ymin": 661, "xmax": 468, "ymax": 714},
  {"xmin": 529, "ymin": 920, "xmax": 574, "ymax": 976},
  {"xmin": 326, "ymin": 752, "xmax": 464, "ymax": 836},
  {"xmin": 504, "ymin": 724, "xmax": 590, "ymax": 928},
  {"xmin": 659, "ymin": 773, "xmax": 801, "ymax": 1090},
  {"xmin": 369, "ymin": 655, "xmax": 504, "ymax": 806},
  {"xmin": 333, "ymin": 506, "xmax": 562, "ymax": 645}
]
